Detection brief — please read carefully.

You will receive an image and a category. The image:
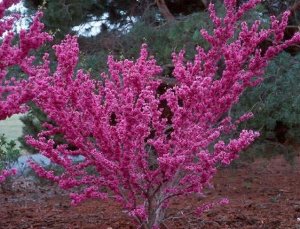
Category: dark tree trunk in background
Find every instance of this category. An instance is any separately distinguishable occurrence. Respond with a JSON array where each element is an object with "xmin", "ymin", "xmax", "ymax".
[{"xmin": 155, "ymin": 0, "xmax": 175, "ymax": 22}]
